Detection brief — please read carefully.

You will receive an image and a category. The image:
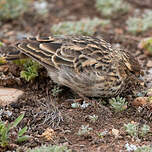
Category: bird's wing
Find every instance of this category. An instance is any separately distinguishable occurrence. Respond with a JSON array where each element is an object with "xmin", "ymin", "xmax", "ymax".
[{"xmin": 9, "ymin": 35, "xmax": 113, "ymax": 73}]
